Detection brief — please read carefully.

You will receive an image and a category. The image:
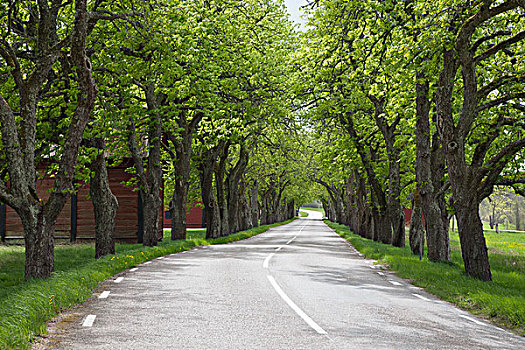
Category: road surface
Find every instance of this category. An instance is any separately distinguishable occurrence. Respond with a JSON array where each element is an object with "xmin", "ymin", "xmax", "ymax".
[{"xmin": 45, "ymin": 211, "xmax": 525, "ymax": 349}]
